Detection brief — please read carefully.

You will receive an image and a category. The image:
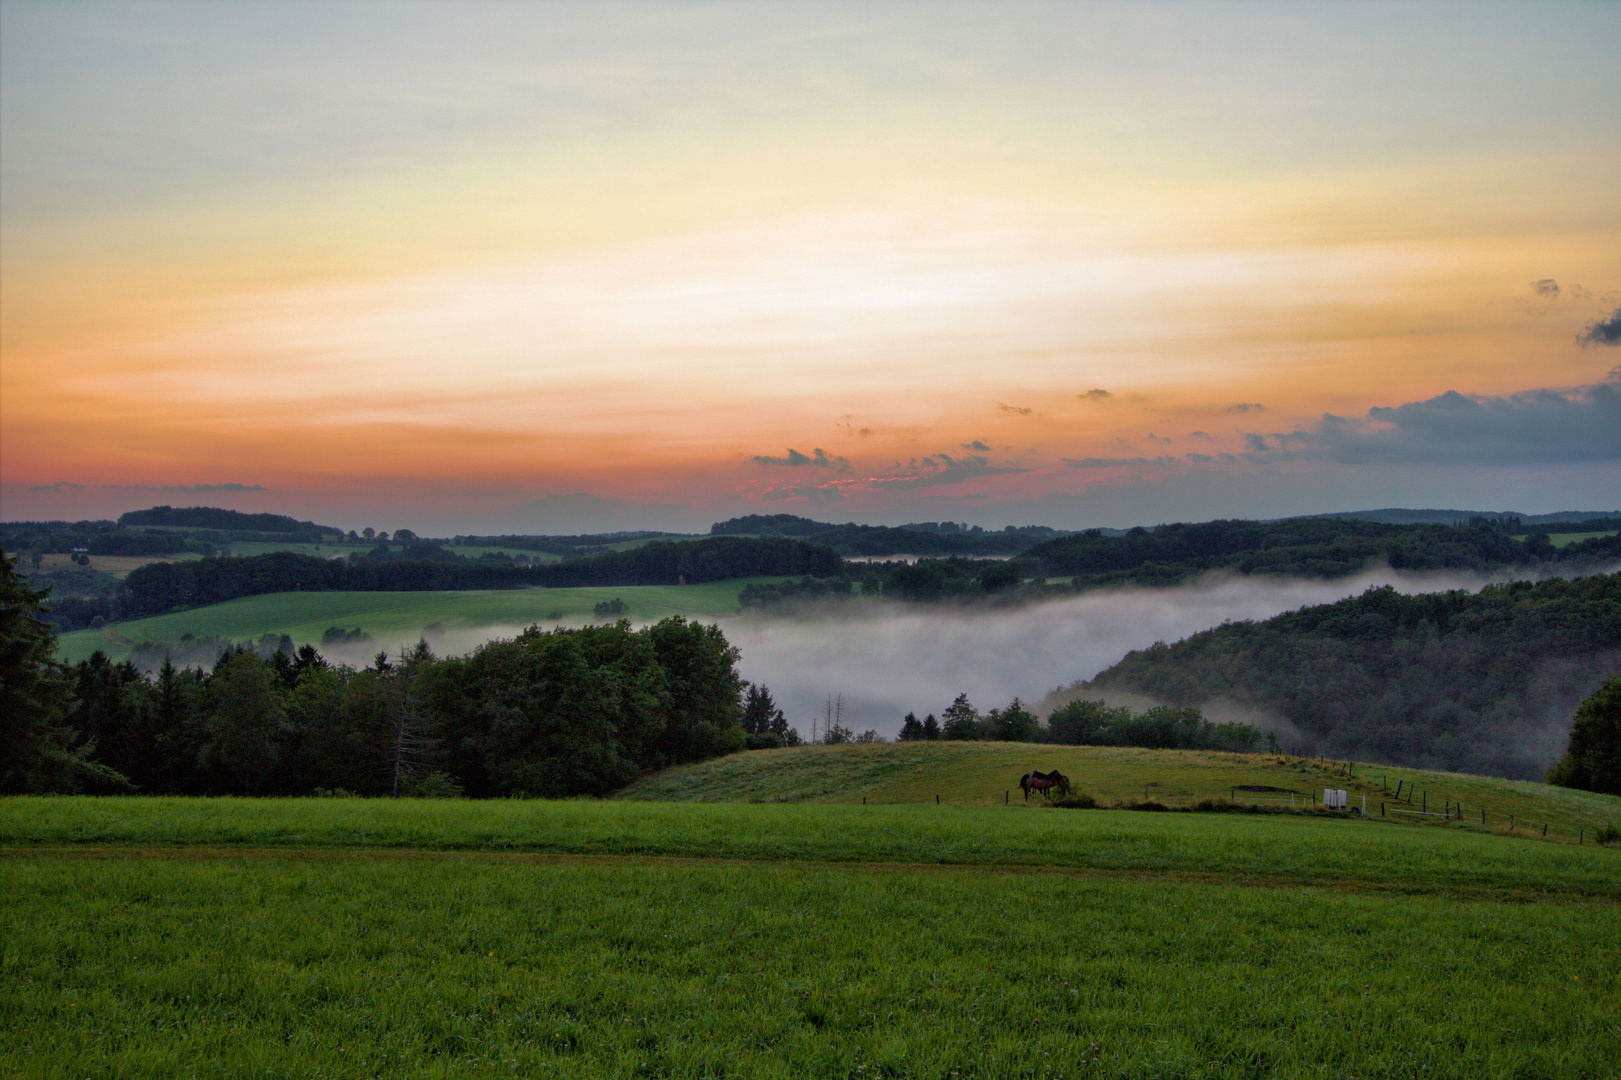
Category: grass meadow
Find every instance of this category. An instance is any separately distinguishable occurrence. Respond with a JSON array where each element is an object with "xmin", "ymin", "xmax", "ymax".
[
  {"xmin": 55, "ymin": 580, "xmax": 775, "ymax": 665},
  {"xmin": 618, "ymin": 742, "xmax": 1621, "ymax": 841},
  {"xmin": 3, "ymin": 795, "xmax": 1619, "ymax": 1079}
]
